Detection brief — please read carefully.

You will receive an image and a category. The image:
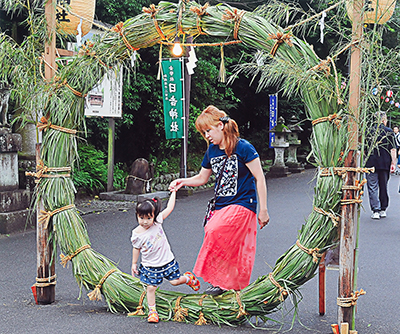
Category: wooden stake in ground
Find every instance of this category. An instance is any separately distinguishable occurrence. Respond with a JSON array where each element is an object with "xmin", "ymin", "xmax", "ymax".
[
  {"xmin": 36, "ymin": 0, "xmax": 56, "ymax": 304},
  {"xmin": 338, "ymin": 0, "xmax": 363, "ymax": 326}
]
